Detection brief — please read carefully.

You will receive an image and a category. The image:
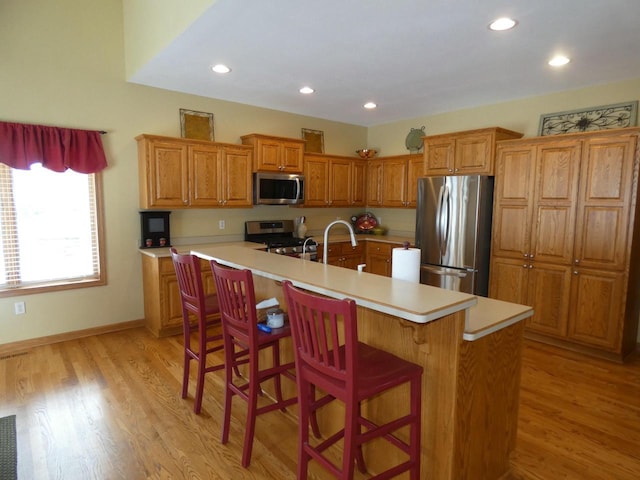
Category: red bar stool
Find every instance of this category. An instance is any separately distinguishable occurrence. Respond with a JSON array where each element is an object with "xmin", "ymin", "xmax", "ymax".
[
  {"xmin": 282, "ymin": 280, "xmax": 423, "ymax": 480},
  {"xmin": 210, "ymin": 260, "xmax": 298, "ymax": 467},
  {"xmin": 170, "ymin": 248, "xmax": 225, "ymax": 414}
]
